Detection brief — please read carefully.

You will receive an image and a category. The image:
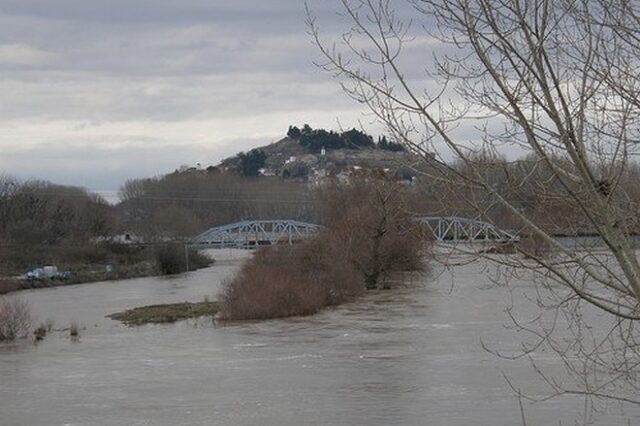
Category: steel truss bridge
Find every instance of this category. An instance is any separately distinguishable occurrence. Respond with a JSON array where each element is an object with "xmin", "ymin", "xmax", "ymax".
[
  {"xmin": 188, "ymin": 220, "xmax": 324, "ymax": 249},
  {"xmin": 189, "ymin": 216, "xmax": 518, "ymax": 249},
  {"xmin": 414, "ymin": 216, "xmax": 519, "ymax": 243}
]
